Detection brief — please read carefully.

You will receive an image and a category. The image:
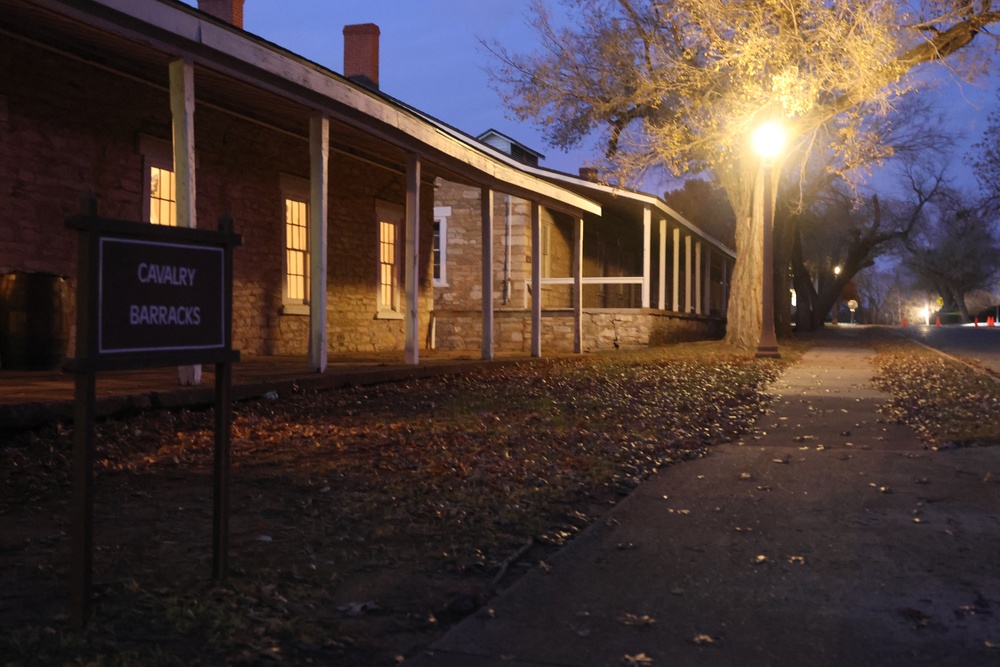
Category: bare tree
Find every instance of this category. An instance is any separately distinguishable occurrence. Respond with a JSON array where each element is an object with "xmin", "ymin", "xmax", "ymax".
[
  {"xmin": 904, "ymin": 195, "xmax": 1000, "ymax": 322},
  {"xmin": 486, "ymin": 0, "xmax": 1000, "ymax": 348},
  {"xmin": 972, "ymin": 89, "xmax": 1000, "ymax": 217}
]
